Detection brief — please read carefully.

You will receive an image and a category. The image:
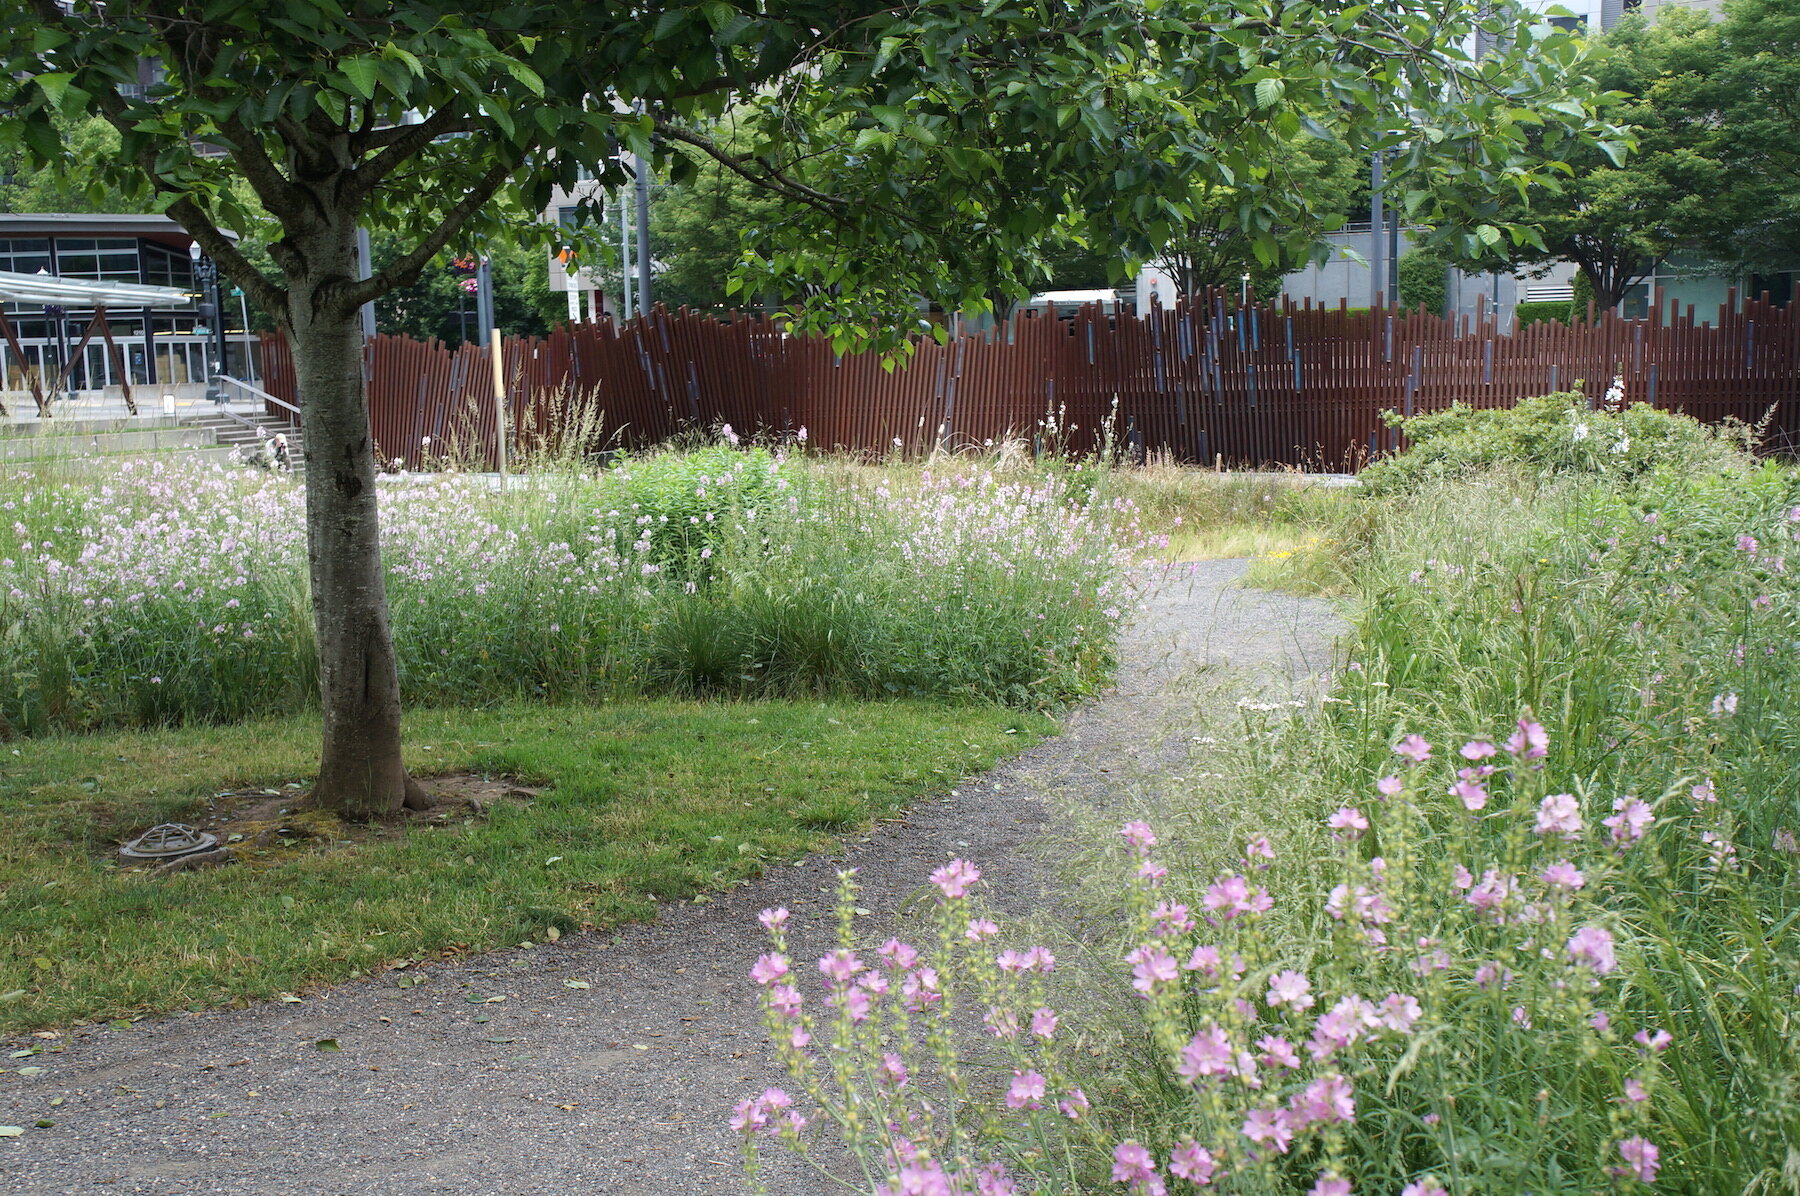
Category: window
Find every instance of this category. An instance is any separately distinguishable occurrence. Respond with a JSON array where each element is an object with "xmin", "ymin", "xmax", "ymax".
[
  {"xmin": 0, "ymin": 238, "xmax": 52, "ymax": 275},
  {"xmin": 53, "ymin": 238, "xmax": 140, "ymax": 282}
]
